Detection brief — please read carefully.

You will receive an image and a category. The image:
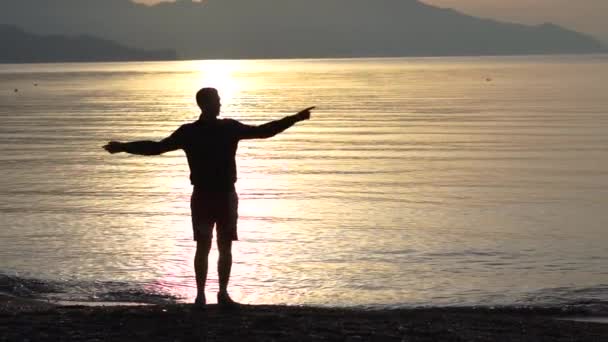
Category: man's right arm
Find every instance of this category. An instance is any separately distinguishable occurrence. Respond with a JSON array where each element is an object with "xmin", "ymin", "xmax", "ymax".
[{"xmin": 103, "ymin": 126, "xmax": 185, "ymax": 155}]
